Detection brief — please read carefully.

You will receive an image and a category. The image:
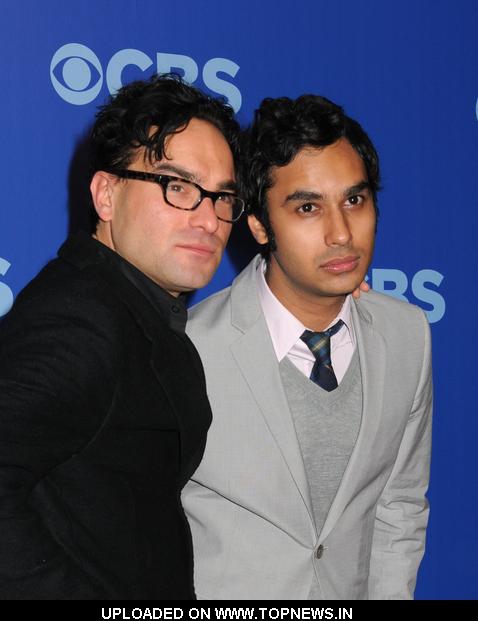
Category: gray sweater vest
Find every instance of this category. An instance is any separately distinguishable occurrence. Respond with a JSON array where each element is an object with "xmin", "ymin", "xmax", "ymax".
[{"xmin": 279, "ymin": 350, "xmax": 362, "ymax": 599}]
